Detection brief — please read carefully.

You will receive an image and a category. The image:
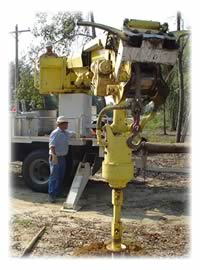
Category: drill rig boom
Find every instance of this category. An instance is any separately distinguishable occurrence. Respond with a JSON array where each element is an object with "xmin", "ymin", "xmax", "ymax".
[{"xmin": 35, "ymin": 18, "xmax": 179, "ymax": 252}]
